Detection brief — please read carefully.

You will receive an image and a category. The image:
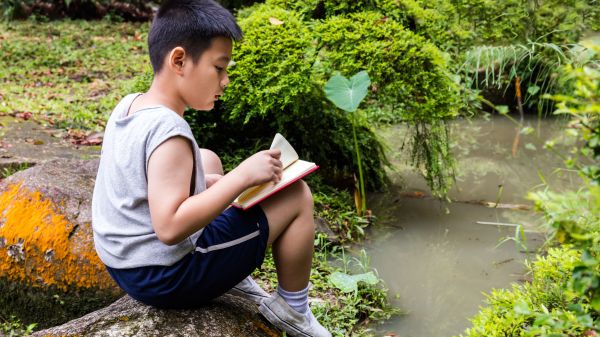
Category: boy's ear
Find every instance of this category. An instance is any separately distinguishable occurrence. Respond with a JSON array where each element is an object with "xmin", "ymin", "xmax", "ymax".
[{"xmin": 167, "ymin": 47, "xmax": 186, "ymax": 75}]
